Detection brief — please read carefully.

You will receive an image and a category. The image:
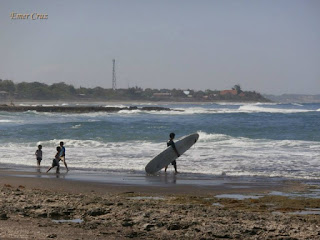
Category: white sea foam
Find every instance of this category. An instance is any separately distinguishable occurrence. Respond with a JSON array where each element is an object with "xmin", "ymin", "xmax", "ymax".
[
  {"xmin": 0, "ymin": 119, "xmax": 15, "ymax": 123},
  {"xmin": 42, "ymin": 104, "xmax": 58, "ymax": 107},
  {"xmin": 104, "ymin": 104, "xmax": 128, "ymax": 108},
  {"xmin": 5, "ymin": 103, "xmax": 317, "ymax": 120},
  {"xmin": 238, "ymin": 105, "xmax": 311, "ymax": 113},
  {"xmin": 292, "ymin": 103, "xmax": 304, "ymax": 107},
  {"xmin": 197, "ymin": 131, "xmax": 230, "ymax": 142},
  {"xmin": 118, "ymin": 110, "xmax": 142, "ymax": 114},
  {"xmin": 1, "ymin": 133, "xmax": 319, "ymax": 179},
  {"xmin": 113, "ymin": 104, "xmax": 317, "ymax": 115}
]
